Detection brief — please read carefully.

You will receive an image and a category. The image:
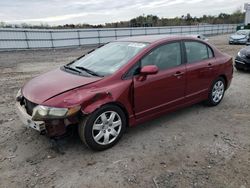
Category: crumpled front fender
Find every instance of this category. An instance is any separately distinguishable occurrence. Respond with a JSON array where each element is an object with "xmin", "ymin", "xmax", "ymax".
[
  {"xmin": 42, "ymin": 79, "xmax": 135, "ymax": 124},
  {"xmin": 81, "ymin": 91, "xmax": 114, "ymax": 114}
]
